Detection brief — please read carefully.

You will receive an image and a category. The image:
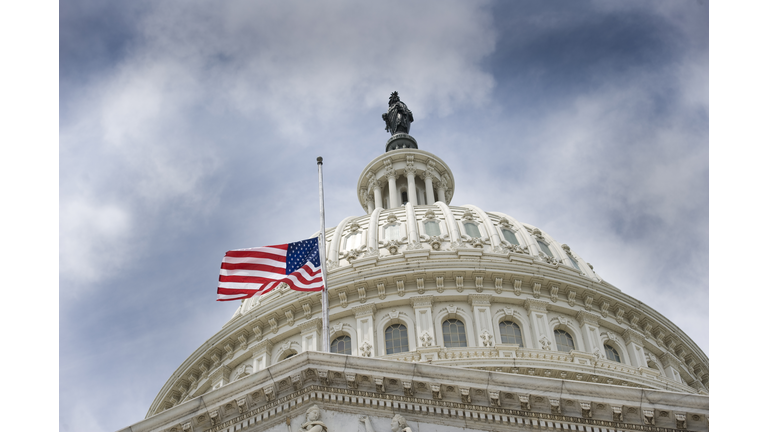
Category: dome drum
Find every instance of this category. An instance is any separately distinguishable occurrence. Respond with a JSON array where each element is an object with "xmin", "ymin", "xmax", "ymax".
[{"xmin": 146, "ymin": 215, "xmax": 708, "ymax": 415}]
